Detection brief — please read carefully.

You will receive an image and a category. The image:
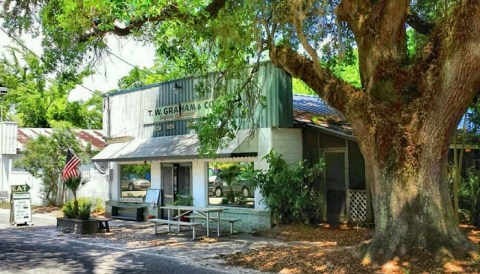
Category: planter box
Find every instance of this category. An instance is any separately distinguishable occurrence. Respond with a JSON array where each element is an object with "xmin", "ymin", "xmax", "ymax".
[{"xmin": 56, "ymin": 217, "xmax": 98, "ymax": 235}]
